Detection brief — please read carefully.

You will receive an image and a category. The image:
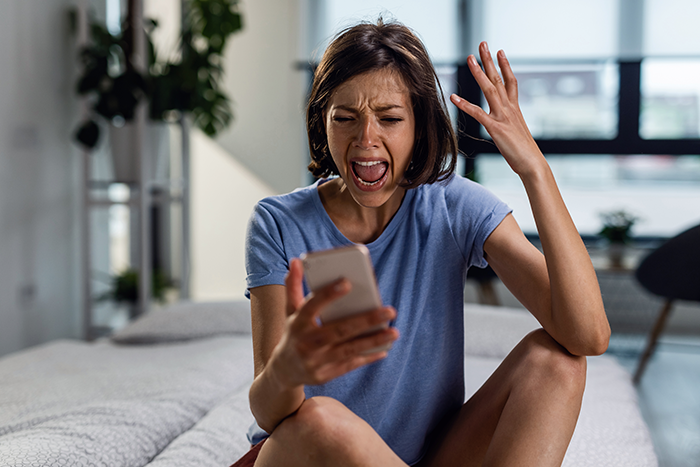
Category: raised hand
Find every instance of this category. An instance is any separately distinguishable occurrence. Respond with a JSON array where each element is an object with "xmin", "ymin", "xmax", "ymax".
[
  {"xmin": 450, "ymin": 42, "xmax": 545, "ymax": 178},
  {"xmin": 269, "ymin": 258, "xmax": 399, "ymax": 388}
]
